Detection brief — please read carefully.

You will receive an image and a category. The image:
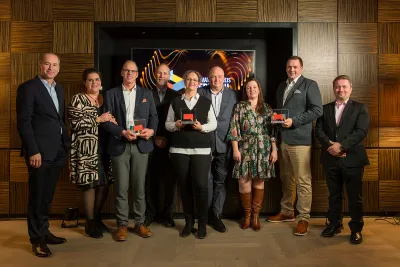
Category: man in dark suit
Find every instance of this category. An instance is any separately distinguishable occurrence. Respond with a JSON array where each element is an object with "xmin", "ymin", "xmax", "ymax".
[
  {"xmin": 267, "ymin": 56, "xmax": 323, "ymax": 236},
  {"xmin": 144, "ymin": 63, "xmax": 179, "ymax": 227},
  {"xmin": 198, "ymin": 66, "xmax": 237, "ymax": 232},
  {"xmin": 316, "ymin": 75, "xmax": 369, "ymax": 244},
  {"xmin": 16, "ymin": 53, "xmax": 70, "ymax": 257},
  {"xmin": 102, "ymin": 60, "xmax": 158, "ymax": 241}
]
